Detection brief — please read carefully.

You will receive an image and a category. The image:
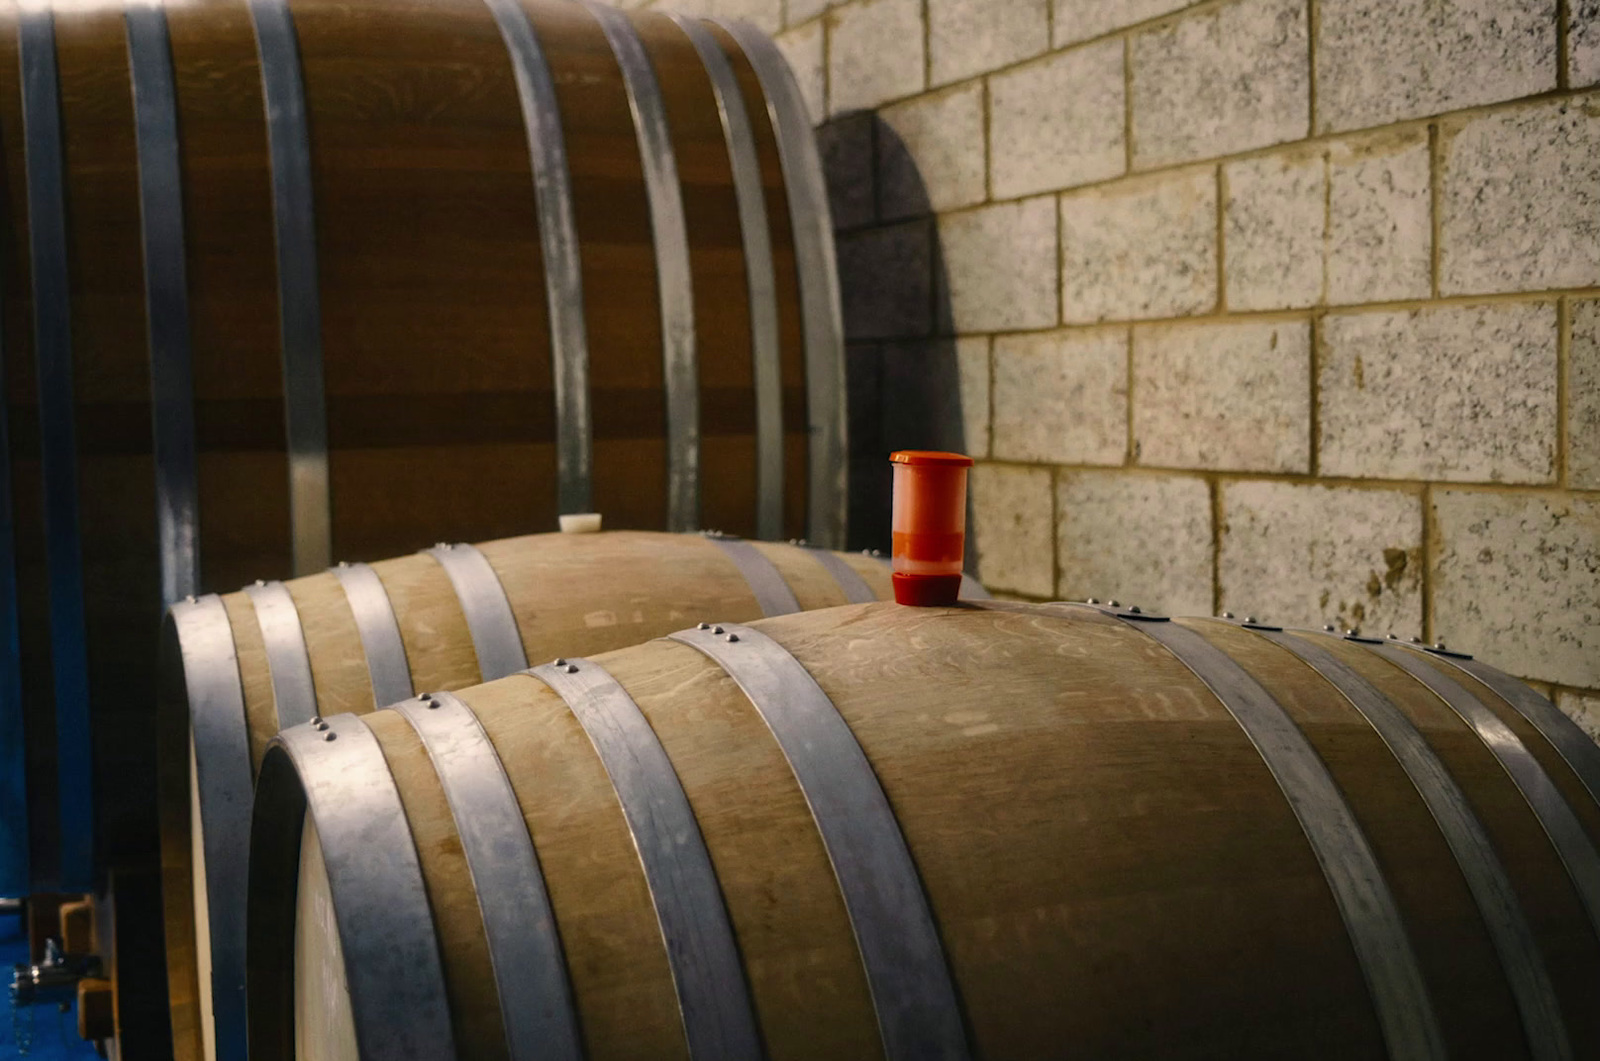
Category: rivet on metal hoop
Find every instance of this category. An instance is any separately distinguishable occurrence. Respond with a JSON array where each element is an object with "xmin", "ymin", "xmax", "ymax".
[
  {"xmin": 697, "ymin": 622, "xmax": 710, "ymax": 630},
  {"xmin": 564, "ymin": 664, "xmax": 579, "ymax": 674},
  {"xmin": 712, "ymin": 625, "xmax": 725, "ymax": 635},
  {"xmin": 725, "ymin": 633, "xmax": 740, "ymax": 643},
  {"xmin": 323, "ymin": 732, "xmax": 337, "ymax": 742},
  {"xmin": 1221, "ymin": 611, "xmax": 1234, "ymax": 619}
]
